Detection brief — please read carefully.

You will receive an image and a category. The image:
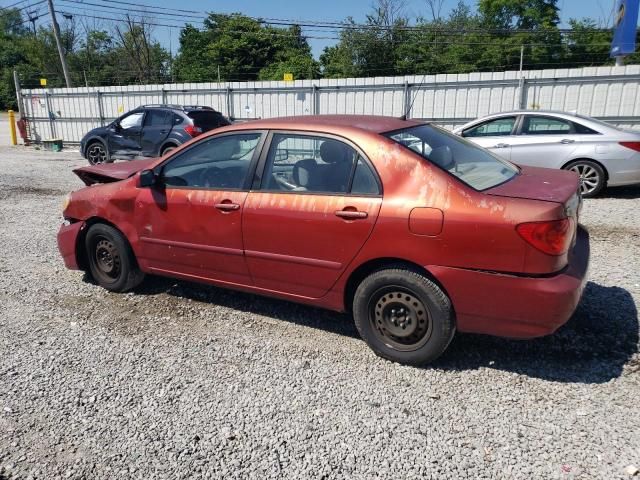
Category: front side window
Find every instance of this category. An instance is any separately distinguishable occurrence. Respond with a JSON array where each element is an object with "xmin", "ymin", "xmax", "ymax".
[
  {"xmin": 119, "ymin": 112, "xmax": 144, "ymax": 129},
  {"xmin": 522, "ymin": 116, "xmax": 571, "ymax": 135},
  {"xmin": 161, "ymin": 133, "xmax": 261, "ymax": 189},
  {"xmin": 462, "ymin": 117, "xmax": 516, "ymax": 137},
  {"xmin": 261, "ymin": 134, "xmax": 379, "ymax": 195},
  {"xmin": 386, "ymin": 124, "xmax": 519, "ymax": 191}
]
